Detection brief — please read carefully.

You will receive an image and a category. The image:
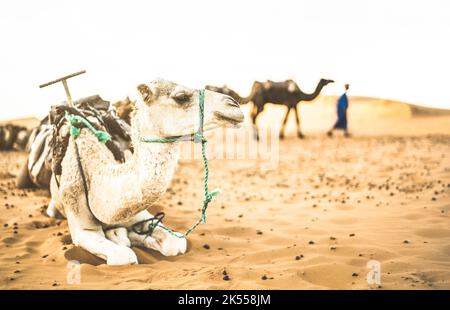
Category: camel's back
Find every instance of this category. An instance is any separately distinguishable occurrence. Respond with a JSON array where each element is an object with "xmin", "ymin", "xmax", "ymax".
[{"xmin": 262, "ymin": 81, "xmax": 299, "ymax": 104}]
